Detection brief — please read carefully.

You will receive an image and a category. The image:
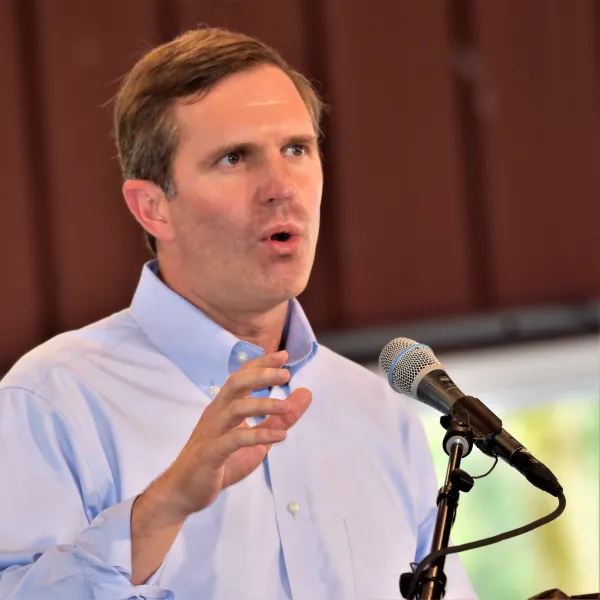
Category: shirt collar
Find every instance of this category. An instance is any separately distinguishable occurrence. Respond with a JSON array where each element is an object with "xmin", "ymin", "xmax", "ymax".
[{"xmin": 129, "ymin": 260, "xmax": 318, "ymax": 398}]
